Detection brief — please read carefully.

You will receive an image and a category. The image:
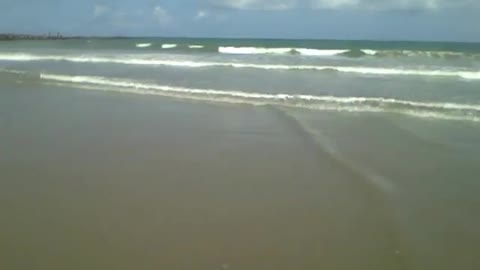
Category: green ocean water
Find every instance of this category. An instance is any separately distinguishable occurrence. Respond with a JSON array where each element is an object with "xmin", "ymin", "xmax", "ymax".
[
  {"xmin": 1, "ymin": 38, "xmax": 480, "ymax": 120},
  {"xmin": 1, "ymin": 37, "xmax": 480, "ymax": 53}
]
